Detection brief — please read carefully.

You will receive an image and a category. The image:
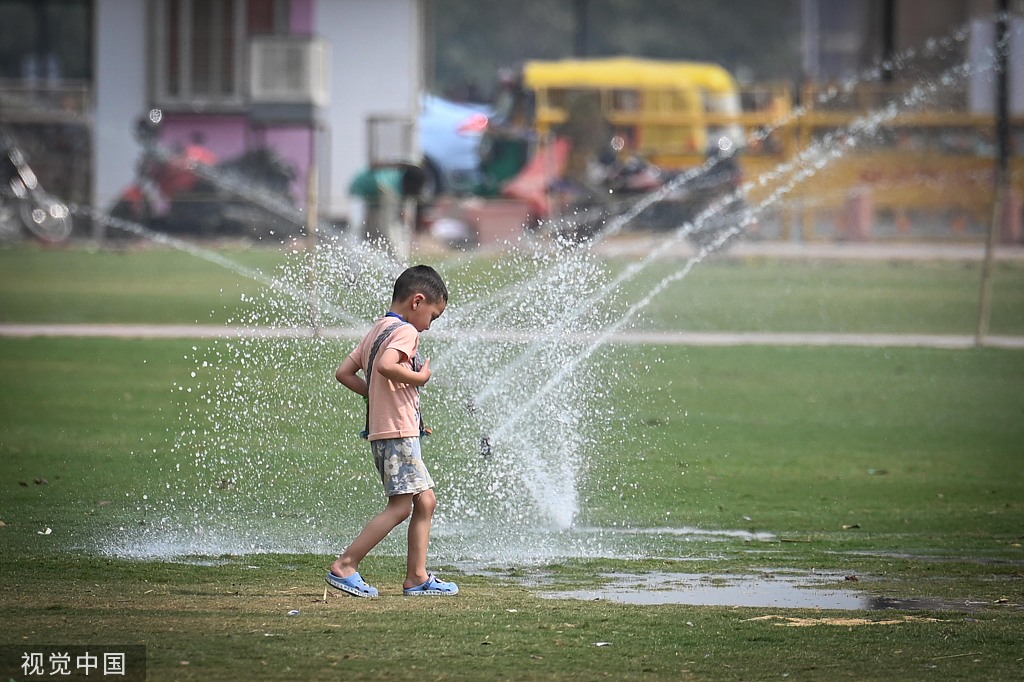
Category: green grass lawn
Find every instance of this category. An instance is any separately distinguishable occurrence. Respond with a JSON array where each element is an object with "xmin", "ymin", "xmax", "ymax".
[
  {"xmin": 1, "ymin": 244, "xmax": 1023, "ymax": 681},
  {"xmin": 622, "ymin": 257, "xmax": 1024, "ymax": 334},
  {"xmin": 3, "ymin": 242, "xmax": 1024, "ymax": 334},
  {"xmin": 0, "ymin": 244, "xmax": 286, "ymax": 324}
]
